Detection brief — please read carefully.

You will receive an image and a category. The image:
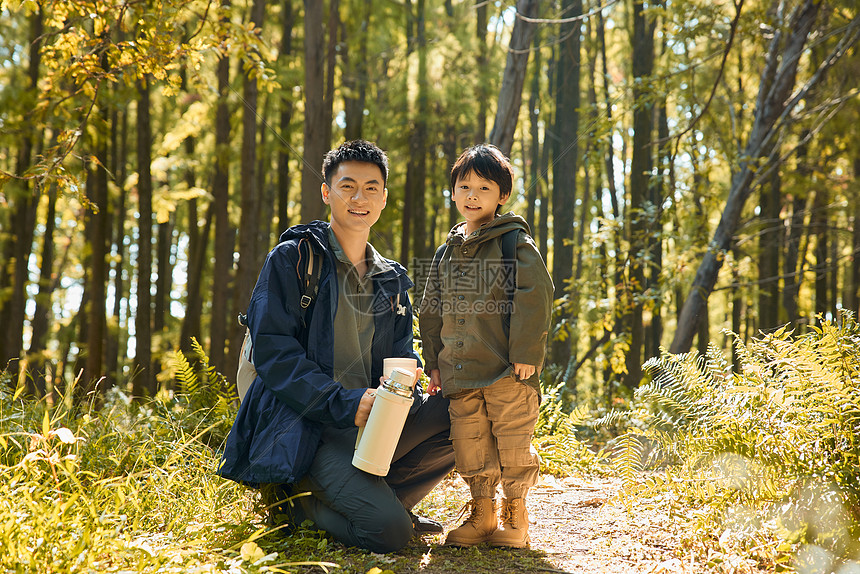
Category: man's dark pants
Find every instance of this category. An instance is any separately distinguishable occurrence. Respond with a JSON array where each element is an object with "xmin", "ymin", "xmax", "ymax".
[{"xmin": 286, "ymin": 393, "xmax": 453, "ymax": 553}]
